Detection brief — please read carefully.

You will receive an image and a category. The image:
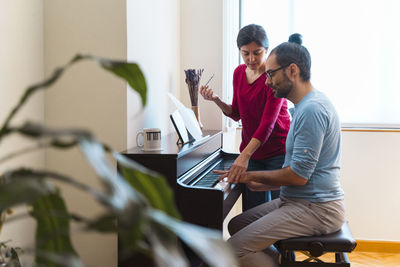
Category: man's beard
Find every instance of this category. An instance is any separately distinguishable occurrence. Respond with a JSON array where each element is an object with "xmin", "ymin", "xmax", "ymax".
[{"xmin": 271, "ymin": 72, "xmax": 293, "ymax": 98}]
